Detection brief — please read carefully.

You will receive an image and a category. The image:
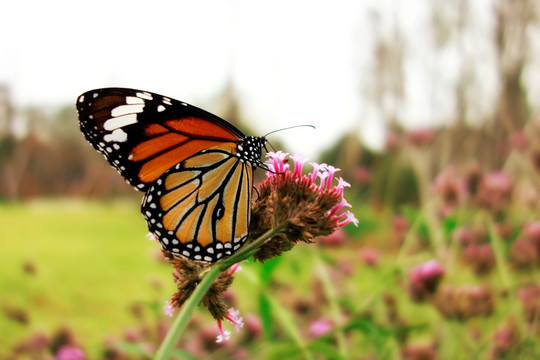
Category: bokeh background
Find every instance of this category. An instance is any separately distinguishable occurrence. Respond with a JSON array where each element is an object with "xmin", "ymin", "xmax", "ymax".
[{"xmin": 1, "ymin": 0, "xmax": 540, "ymax": 358}]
